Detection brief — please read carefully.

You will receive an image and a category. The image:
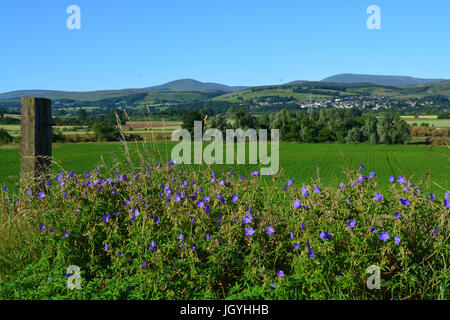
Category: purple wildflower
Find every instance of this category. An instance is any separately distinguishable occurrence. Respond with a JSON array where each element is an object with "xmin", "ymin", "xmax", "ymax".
[
  {"xmin": 347, "ymin": 219, "xmax": 356, "ymax": 229},
  {"xmin": 245, "ymin": 227, "xmax": 255, "ymax": 236},
  {"xmin": 379, "ymin": 231, "xmax": 390, "ymax": 242},
  {"xmin": 373, "ymin": 193, "xmax": 384, "ymax": 202}
]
